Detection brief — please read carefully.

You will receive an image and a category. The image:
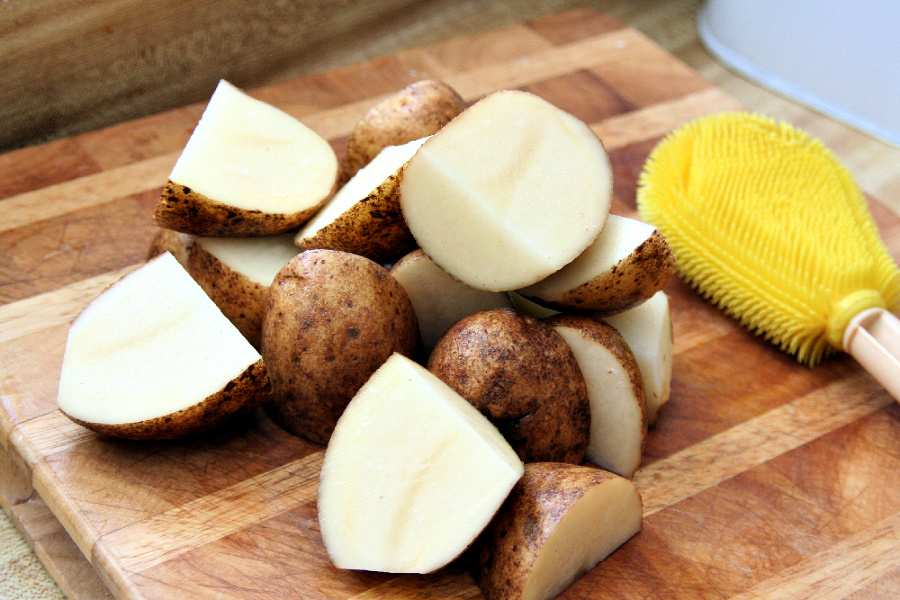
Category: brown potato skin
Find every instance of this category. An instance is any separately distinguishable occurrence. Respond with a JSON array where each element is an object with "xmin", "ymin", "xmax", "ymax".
[
  {"xmin": 426, "ymin": 308, "xmax": 590, "ymax": 464},
  {"xmin": 528, "ymin": 229, "xmax": 676, "ymax": 316},
  {"xmin": 62, "ymin": 360, "xmax": 271, "ymax": 441},
  {"xmin": 146, "ymin": 227, "xmax": 195, "ymax": 265},
  {"xmin": 154, "ymin": 179, "xmax": 334, "ymax": 237},
  {"xmin": 469, "ymin": 462, "xmax": 635, "ymax": 600},
  {"xmin": 340, "ymin": 79, "xmax": 467, "ymax": 183},
  {"xmin": 294, "ymin": 165, "xmax": 417, "ymax": 264},
  {"xmin": 184, "ymin": 242, "xmax": 269, "ymax": 350},
  {"xmin": 261, "ymin": 249, "xmax": 419, "ymax": 445}
]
